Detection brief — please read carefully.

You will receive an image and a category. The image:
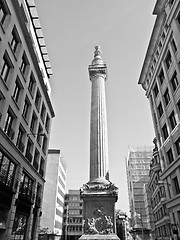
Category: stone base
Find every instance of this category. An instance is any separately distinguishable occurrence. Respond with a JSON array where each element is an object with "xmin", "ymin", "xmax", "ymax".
[{"xmin": 79, "ymin": 234, "xmax": 120, "ymax": 240}]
